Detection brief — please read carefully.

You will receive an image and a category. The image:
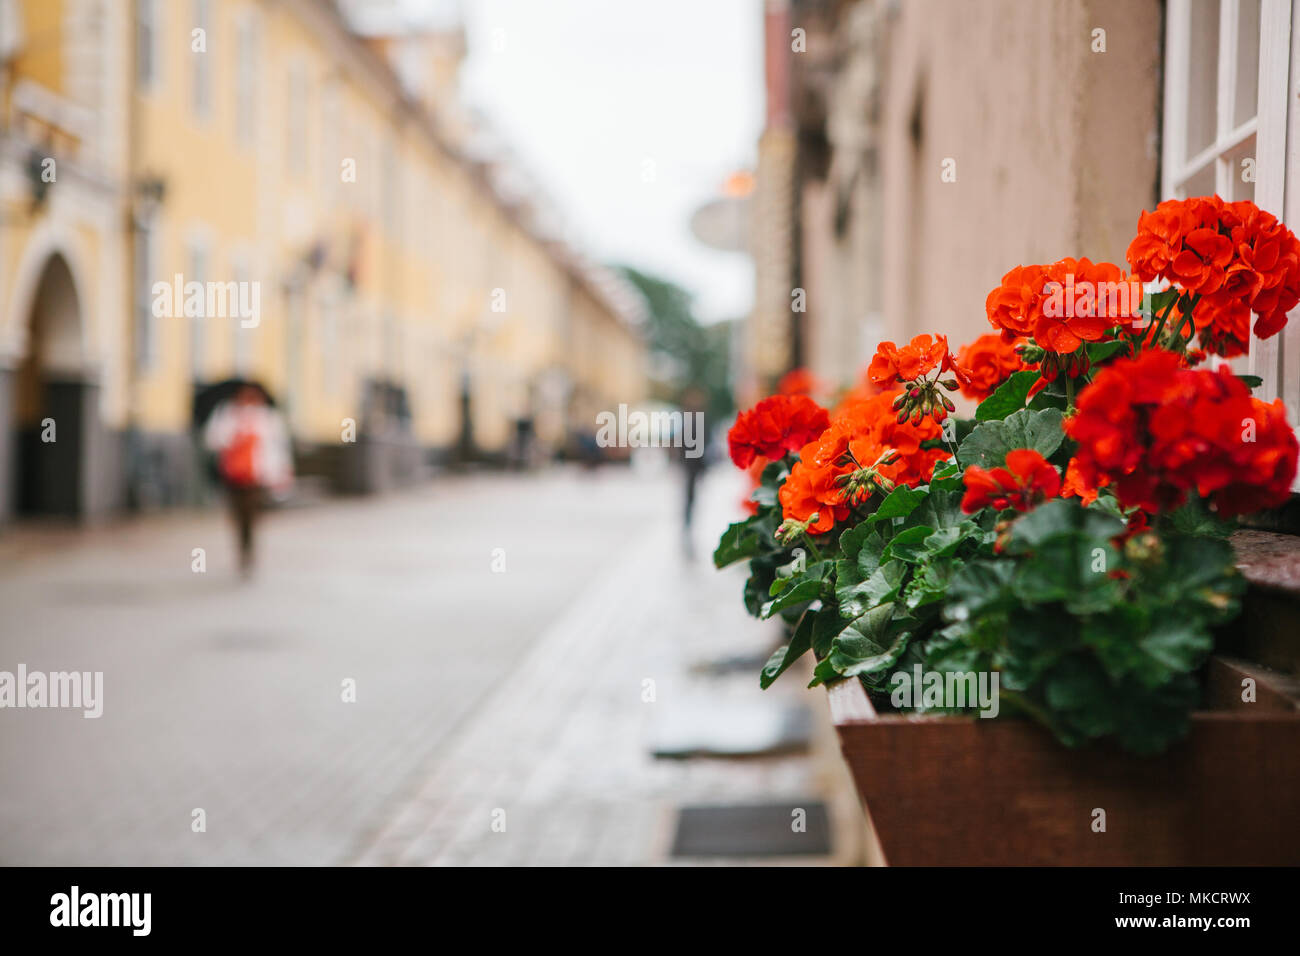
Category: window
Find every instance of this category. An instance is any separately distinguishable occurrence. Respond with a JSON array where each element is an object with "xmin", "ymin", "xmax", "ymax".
[
  {"xmin": 231, "ymin": 256, "xmax": 253, "ymax": 376},
  {"xmin": 1163, "ymin": 0, "xmax": 1262, "ymax": 202},
  {"xmin": 135, "ymin": 0, "xmax": 160, "ymax": 90},
  {"xmin": 1163, "ymin": 0, "xmax": 1299, "ymax": 488},
  {"xmin": 192, "ymin": 0, "xmax": 212, "ymax": 120},
  {"xmin": 382, "ymin": 140, "xmax": 398, "ymax": 239},
  {"xmin": 287, "ymin": 63, "xmax": 308, "ymax": 173},
  {"xmin": 187, "ymin": 237, "xmax": 208, "ymax": 382},
  {"xmin": 133, "ymin": 221, "xmax": 157, "ymax": 372},
  {"xmin": 321, "ymin": 84, "xmax": 338, "ymax": 194},
  {"xmin": 235, "ymin": 14, "xmax": 258, "ymax": 146},
  {"xmin": 320, "ymin": 292, "xmax": 339, "ymax": 392}
]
